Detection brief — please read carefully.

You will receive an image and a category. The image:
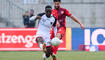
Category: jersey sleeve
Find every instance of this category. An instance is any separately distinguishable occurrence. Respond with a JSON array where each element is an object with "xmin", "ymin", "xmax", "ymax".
[
  {"xmin": 37, "ymin": 13, "xmax": 45, "ymax": 17},
  {"xmin": 65, "ymin": 9, "xmax": 72, "ymax": 16}
]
